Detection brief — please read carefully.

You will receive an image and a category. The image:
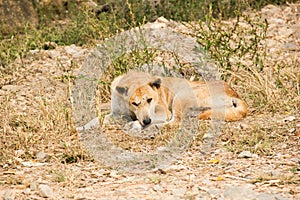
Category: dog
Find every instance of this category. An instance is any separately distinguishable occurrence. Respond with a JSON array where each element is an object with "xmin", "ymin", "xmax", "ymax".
[{"xmin": 104, "ymin": 70, "xmax": 248, "ymax": 130}]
